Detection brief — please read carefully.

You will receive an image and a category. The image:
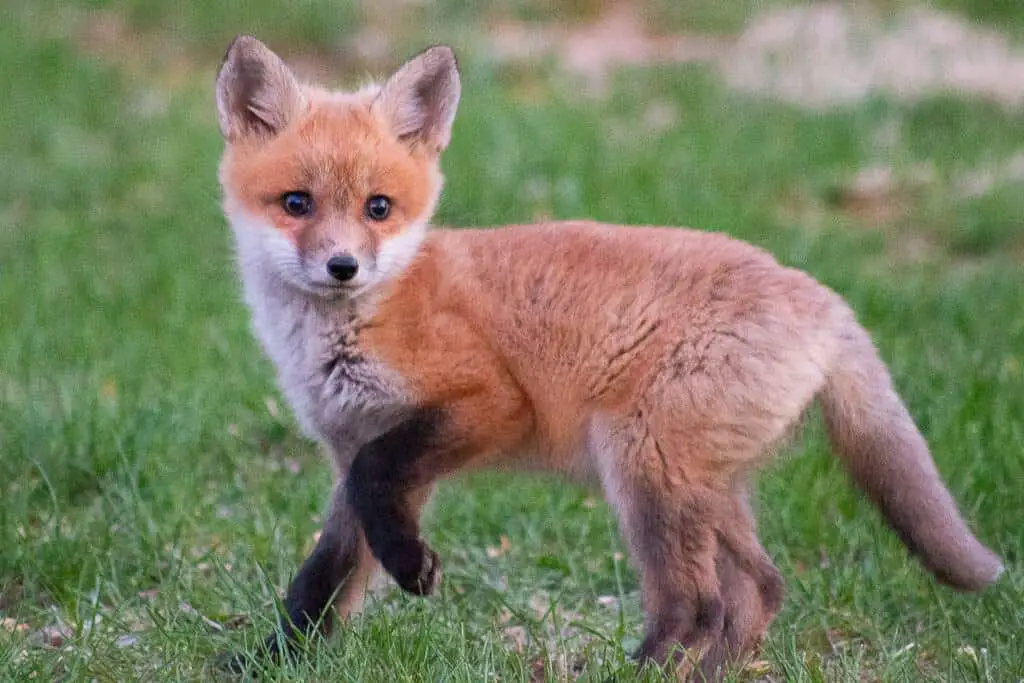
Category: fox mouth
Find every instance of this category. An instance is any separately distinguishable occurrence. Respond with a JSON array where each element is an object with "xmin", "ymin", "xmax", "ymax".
[
  {"xmin": 296, "ymin": 262, "xmax": 361, "ymax": 296},
  {"xmin": 301, "ymin": 272, "xmax": 374, "ymax": 299},
  {"xmin": 304, "ymin": 280, "xmax": 352, "ymax": 297}
]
